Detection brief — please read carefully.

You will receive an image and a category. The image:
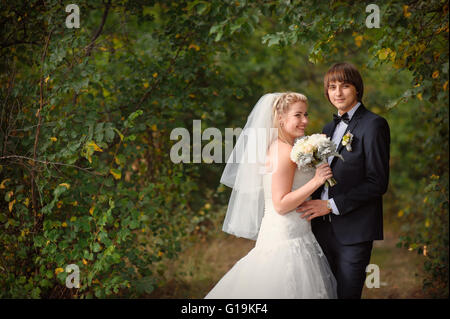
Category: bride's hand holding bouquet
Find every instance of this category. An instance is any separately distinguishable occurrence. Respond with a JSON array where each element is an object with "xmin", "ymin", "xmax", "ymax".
[{"xmin": 290, "ymin": 133, "xmax": 344, "ymax": 187}]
